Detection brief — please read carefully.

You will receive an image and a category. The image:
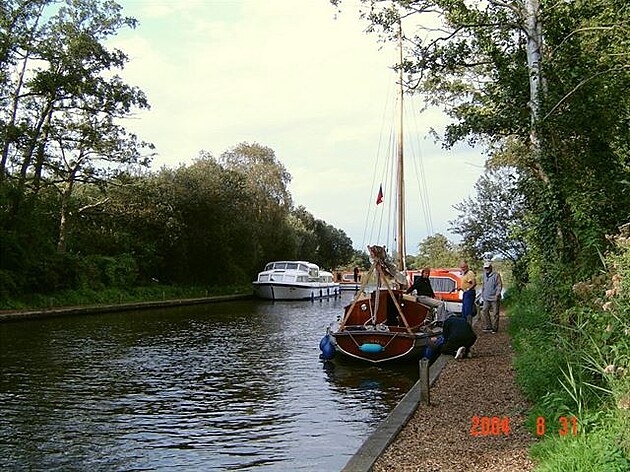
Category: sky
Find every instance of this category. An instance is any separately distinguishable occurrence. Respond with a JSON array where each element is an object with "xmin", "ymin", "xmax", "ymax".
[{"xmin": 111, "ymin": 0, "xmax": 486, "ymax": 253}]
